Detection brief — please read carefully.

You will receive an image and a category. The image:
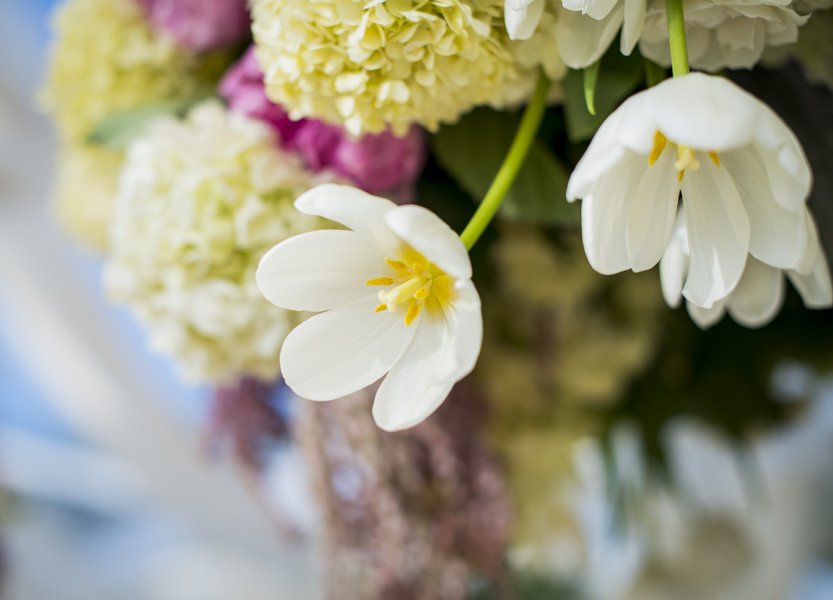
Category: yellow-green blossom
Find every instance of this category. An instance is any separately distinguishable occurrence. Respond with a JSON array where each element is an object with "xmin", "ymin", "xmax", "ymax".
[
  {"xmin": 53, "ymin": 143, "xmax": 123, "ymax": 251},
  {"xmin": 250, "ymin": 0, "xmax": 561, "ymax": 136},
  {"xmin": 41, "ymin": 0, "xmax": 218, "ymax": 142},
  {"xmin": 105, "ymin": 102, "xmax": 330, "ymax": 384}
]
